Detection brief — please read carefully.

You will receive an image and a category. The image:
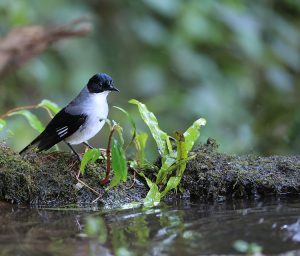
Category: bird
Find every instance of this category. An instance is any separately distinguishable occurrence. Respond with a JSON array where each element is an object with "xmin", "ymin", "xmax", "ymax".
[{"xmin": 20, "ymin": 73, "xmax": 119, "ymax": 160}]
